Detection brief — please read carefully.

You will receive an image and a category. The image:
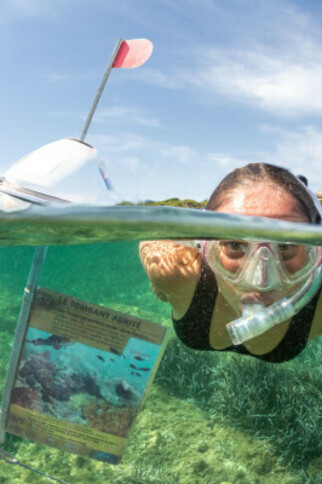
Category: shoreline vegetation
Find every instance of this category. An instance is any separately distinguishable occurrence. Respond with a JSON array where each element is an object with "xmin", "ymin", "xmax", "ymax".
[
  {"xmin": 121, "ymin": 191, "xmax": 321, "ymax": 209},
  {"xmin": 120, "ymin": 198, "xmax": 208, "ymax": 209}
]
